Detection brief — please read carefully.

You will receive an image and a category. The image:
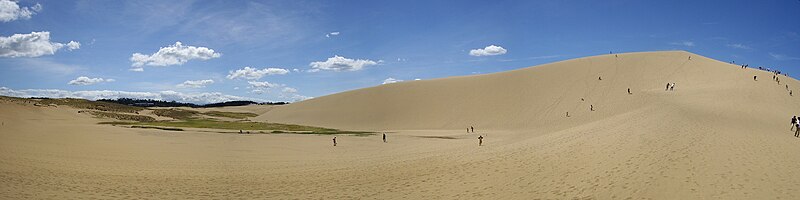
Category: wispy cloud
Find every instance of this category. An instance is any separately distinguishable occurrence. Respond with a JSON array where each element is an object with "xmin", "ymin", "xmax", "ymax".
[
  {"xmin": 498, "ymin": 55, "xmax": 560, "ymax": 62},
  {"xmin": 325, "ymin": 31, "xmax": 340, "ymax": 38},
  {"xmin": 176, "ymin": 79, "xmax": 214, "ymax": 88},
  {"xmin": 669, "ymin": 41, "xmax": 695, "ymax": 47},
  {"xmin": 769, "ymin": 52, "xmax": 800, "ymax": 61},
  {"xmin": 226, "ymin": 67, "xmax": 289, "ymax": 80},
  {"xmin": 382, "ymin": 77, "xmax": 403, "ymax": 84},
  {"xmin": 726, "ymin": 43, "xmax": 752, "ymax": 50},
  {"xmin": 7, "ymin": 58, "xmax": 82, "ymax": 75}
]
